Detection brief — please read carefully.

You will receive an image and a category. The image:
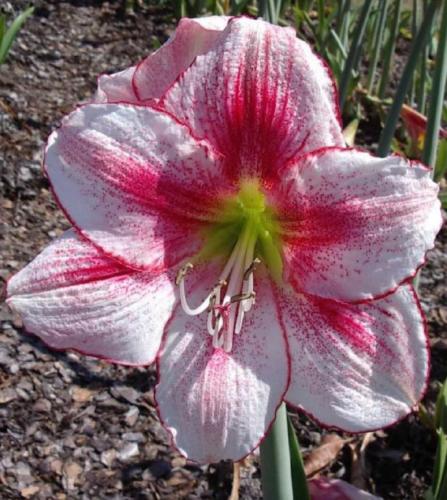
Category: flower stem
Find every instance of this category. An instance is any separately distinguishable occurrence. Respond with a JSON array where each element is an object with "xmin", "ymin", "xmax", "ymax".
[{"xmin": 260, "ymin": 403, "xmax": 294, "ymax": 500}]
